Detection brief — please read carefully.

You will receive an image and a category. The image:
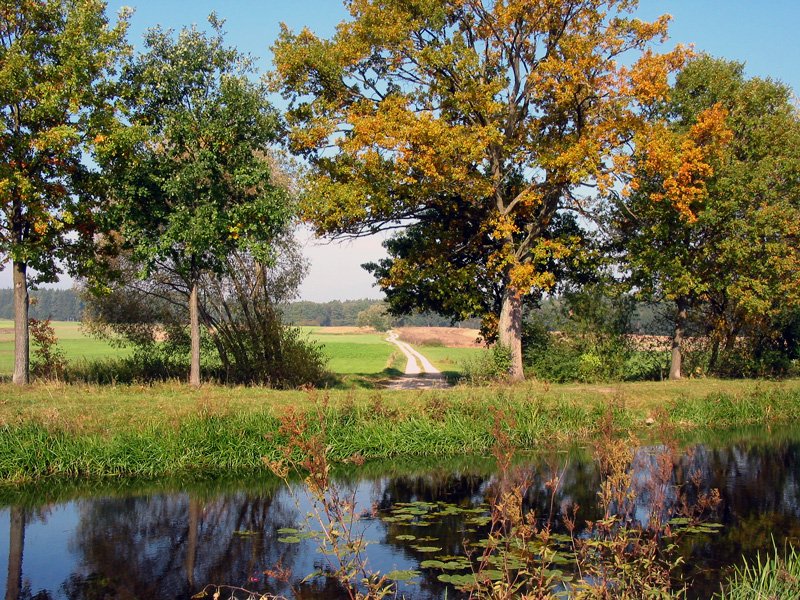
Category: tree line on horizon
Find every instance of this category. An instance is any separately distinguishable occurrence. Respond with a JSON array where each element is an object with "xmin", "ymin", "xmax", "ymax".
[{"xmin": 1, "ymin": 0, "xmax": 798, "ymax": 386}]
